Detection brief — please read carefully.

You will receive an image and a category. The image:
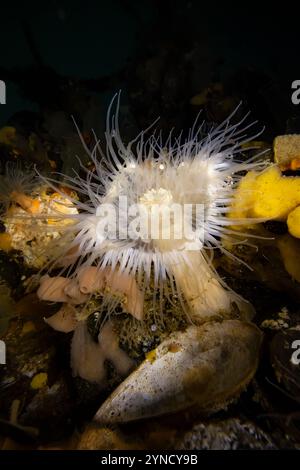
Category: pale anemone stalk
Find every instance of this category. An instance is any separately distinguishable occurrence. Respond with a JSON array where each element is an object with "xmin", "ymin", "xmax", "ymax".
[{"xmin": 37, "ymin": 93, "xmax": 268, "ymax": 324}]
